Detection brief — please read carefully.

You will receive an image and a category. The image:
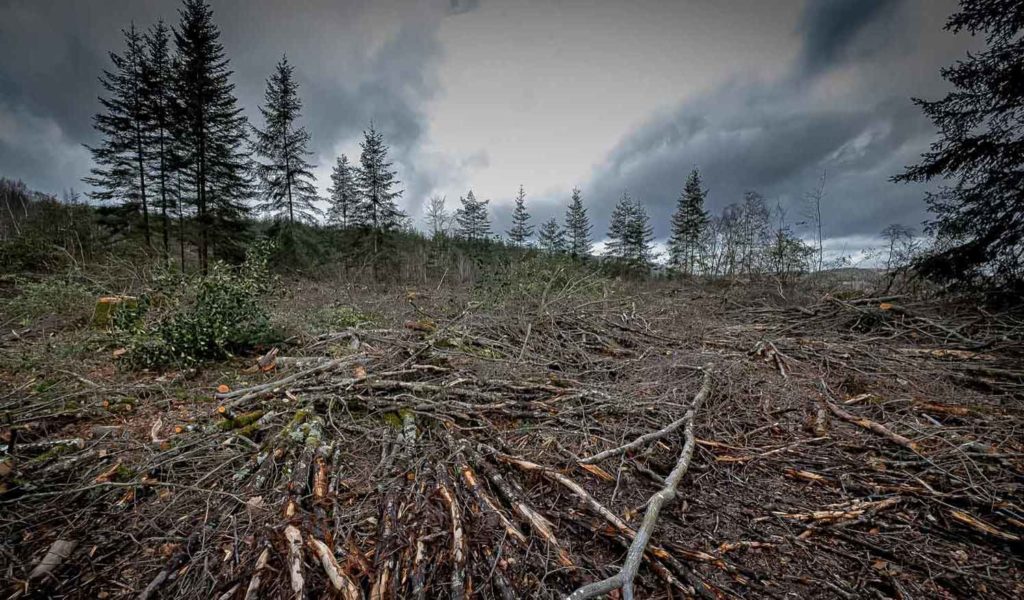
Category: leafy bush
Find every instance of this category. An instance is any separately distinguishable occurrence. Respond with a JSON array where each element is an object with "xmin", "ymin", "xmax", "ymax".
[{"xmin": 127, "ymin": 240, "xmax": 277, "ymax": 368}]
